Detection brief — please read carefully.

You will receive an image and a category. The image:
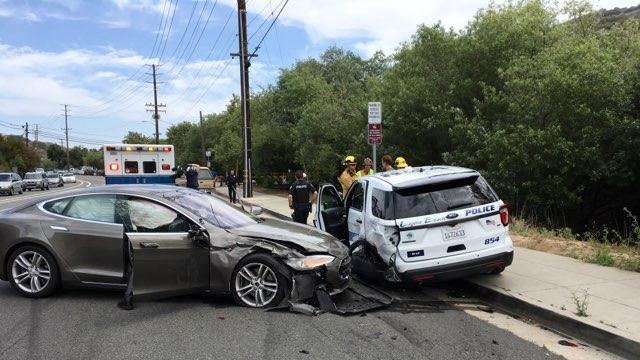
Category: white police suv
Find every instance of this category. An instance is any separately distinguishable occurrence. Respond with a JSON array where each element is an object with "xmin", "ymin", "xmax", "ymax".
[{"xmin": 313, "ymin": 166, "xmax": 513, "ymax": 283}]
